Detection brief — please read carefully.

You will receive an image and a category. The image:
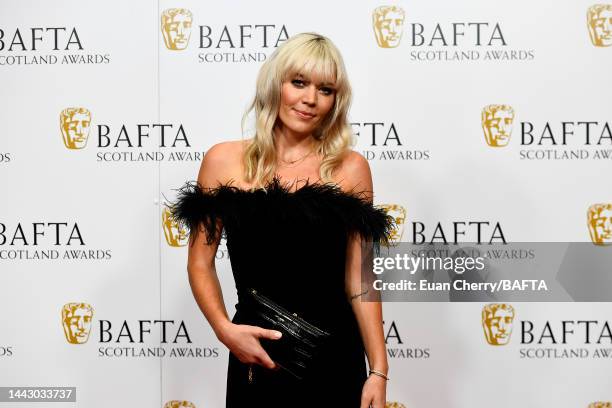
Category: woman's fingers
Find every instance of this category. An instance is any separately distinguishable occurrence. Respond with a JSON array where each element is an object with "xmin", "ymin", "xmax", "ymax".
[
  {"xmin": 257, "ymin": 351, "xmax": 277, "ymax": 370},
  {"xmin": 360, "ymin": 394, "xmax": 372, "ymax": 408},
  {"xmin": 360, "ymin": 376, "xmax": 386, "ymax": 408},
  {"xmin": 245, "ymin": 326, "xmax": 280, "ymax": 369},
  {"xmin": 254, "ymin": 326, "xmax": 283, "ymax": 340}
]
